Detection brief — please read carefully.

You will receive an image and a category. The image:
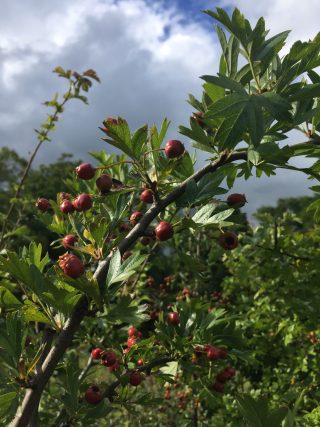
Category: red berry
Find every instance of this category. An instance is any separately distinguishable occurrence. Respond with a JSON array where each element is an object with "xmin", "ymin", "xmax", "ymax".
[
  {"xmin": 108, "ymin": 360, "xmax": 120, "ymax": 372},
  {"xmin": 216, "ymin": 370, "xmax": 230, "ymax": 383},
  {"xmin": 137, "ymin": 359, "xmax": 144, "ymax": 366},
  {"xmin": 155, "ymin": 221, "xmax": 174, "ymax": 241},
  {"xmin": 140, "ymin": 189, "xmax": 153, "ymax": 204},
  {"xmin": 62, "ymin": 234, "xmax": 77, "ymax": 248},
  {"xmin": 76, "ymin": 163, "xmax": 95, "ymax": 180},
  {"xmin": 91, "ymin": 347, "xmax": 103, "ymax": 360},
  {"xmin": 128, "ymin": 326, "xmax": 138, "ymax": 337},
  {"xmin": 146, "ymin": 276, "xmax": 156, "ymax": 287},
  {"xmin": 36, "ymin": 198, "xmax": 51, "ymax": 212},
  {"xmin": 129, "ymin": 370, "xmax": 142, "ymax": 386},
  {"xmin": 84, "ymin": 385, "xmax": 102, "ymax": 404},
  {"xmin": 141, "ymin": 236, "xmax": 153, "ymax": 245},
  {"xmin": 119, "ymin": 223, "xmax": 130, "ymax": 232},
  {"xmin": 96, "ymin": 174, "xmax": 113, "ymax": 193},
  {"xmin": 122, "ymin": 251, "xmax": 132, "ymax": 261},
  {"xmin": 164, "ymin": 139, "xmax": 185, "ymax": 158},
  {"xmin": 206, "ymin": 346, "xmax": 221, "ymax": 361},
  {"xmin": 218, "ymin": 232, "xmax": 238, "ymax": 250},
  {"xmin": 58, "ymin": 253, "xmax": 84, "ymax": 279},
  {"xmin": 227, "ymin": 193, "xmax": 247, "ymax": 207},
  {"xmin": 130, "ymin": 211, "xmax": 143, "ymax": 226},
  {"xmin": 127, "ymin": 337, "xmax": 137, "ymax": 348},
  {"xmin": 73, "ymin": 193, "xmax": 92, "ymax": 212},
  {"xmin": 192, "ymin": 111, "xmax": 205, "ymax": 127},
  {"xmin": 212, "ymin": 381, "xmax": 225, "ymax": 393},
  {"xmin": 101, "ymin": 350, "xmax": 117, "ymax": 367},
  {"xmin": 225, "ymin": 366, "xmax": 236, "ymax": 378},
  {"xmin": 59, "ymin": 192, "xmax": 71, "ymax": 202},
  {"xmin": 60, "ymin": 199, "xmax": 75, "ymax": 214},
  {"xmin": 168, "ymin": 312, "xmax": 180, "ymax": 326}
]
